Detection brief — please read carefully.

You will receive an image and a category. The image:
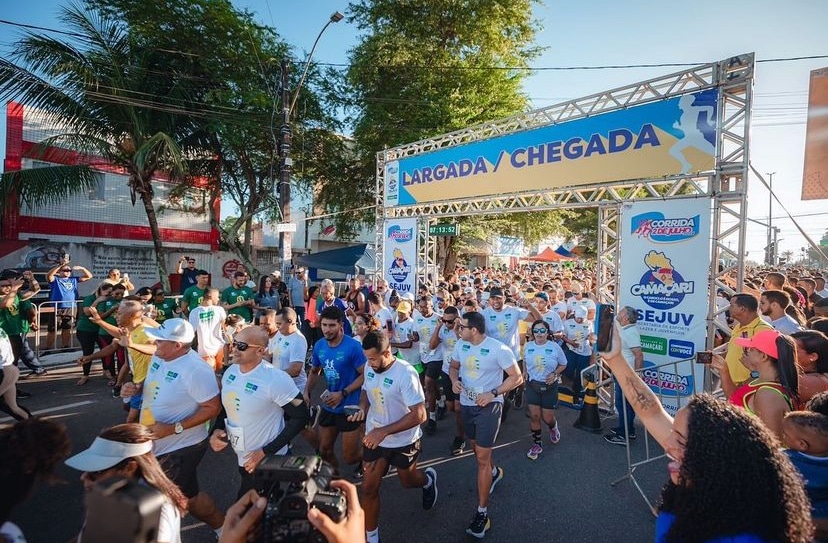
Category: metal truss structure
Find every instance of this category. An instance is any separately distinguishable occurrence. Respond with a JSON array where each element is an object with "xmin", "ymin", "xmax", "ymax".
[{"xmin": 376, "ymin": 53, "xmax": 754, "ymax": 333}]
